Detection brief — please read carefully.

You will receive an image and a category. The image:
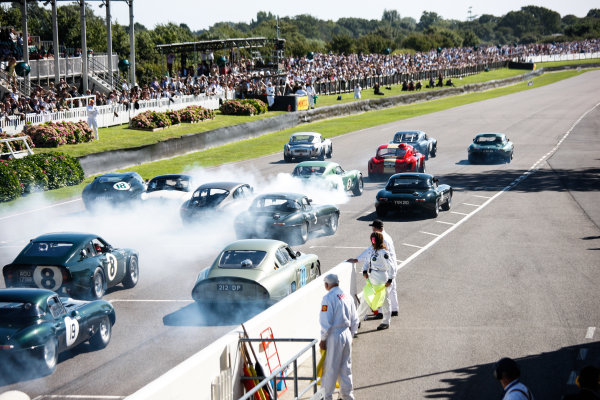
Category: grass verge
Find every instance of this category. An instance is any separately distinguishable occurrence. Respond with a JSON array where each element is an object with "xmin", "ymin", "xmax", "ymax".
[{"xmin": 1, "ymin": 67, "xmax": 594, "ymax": 209}]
